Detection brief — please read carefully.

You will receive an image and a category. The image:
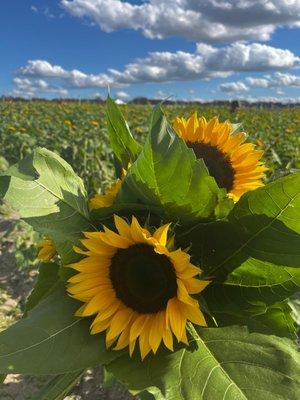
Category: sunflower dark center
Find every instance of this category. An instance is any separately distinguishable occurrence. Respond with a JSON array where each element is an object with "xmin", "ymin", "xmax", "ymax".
[
  {"xmin": 187, "ymin": 141, "xmax": 235, "ymax": 191},
  {"xmin": 109, "ymin": 244, "xmax": 177, "ymax": 313}
]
